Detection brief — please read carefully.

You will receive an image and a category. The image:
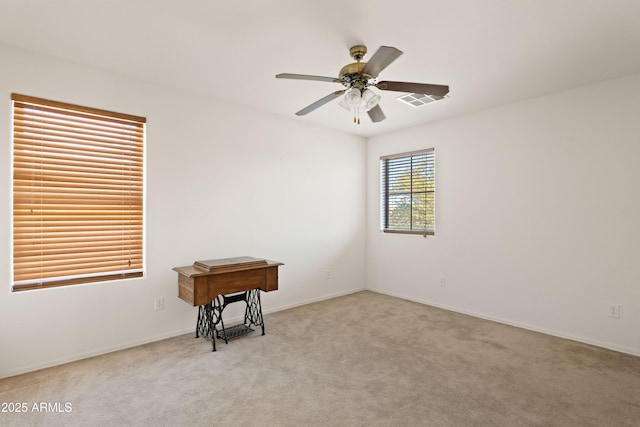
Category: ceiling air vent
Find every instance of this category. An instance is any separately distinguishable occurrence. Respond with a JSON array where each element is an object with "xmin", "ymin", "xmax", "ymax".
[{"xmin": 396, "ymin": 93, "xmax": 446, "ymax": 107}]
